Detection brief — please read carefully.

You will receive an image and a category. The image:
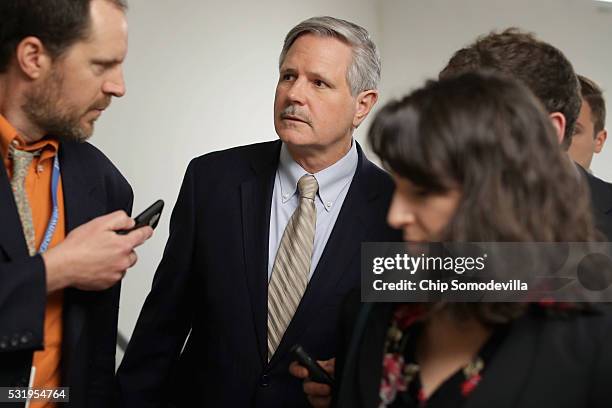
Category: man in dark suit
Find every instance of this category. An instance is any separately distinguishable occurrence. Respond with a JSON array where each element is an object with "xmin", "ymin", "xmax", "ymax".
[
  {"xmin": 438, "ymin": 28, "xmax": 612, "ymax": 240},
  {"xmin": 117, "ymin": 16, "xmax": 400, "ymax": 407},
  {"xmin": 569, "ymin": 75, "xmax": 612, "ymax": 234},
  {"xmin": 0, "ymin": 1, "xmax": 153, "ymax": 406}
]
